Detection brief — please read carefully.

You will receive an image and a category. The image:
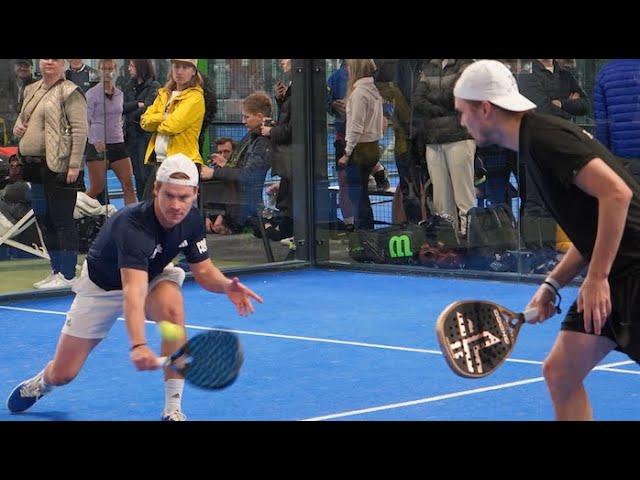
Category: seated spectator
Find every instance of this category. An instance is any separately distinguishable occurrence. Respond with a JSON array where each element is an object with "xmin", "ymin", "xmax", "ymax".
[
  {"xmin": 200, "ymin": 137, "xmax": 235, "ymax": 181},
  {"xmin": 203, "ymin": 93, "xmax": 272, "ymax": 235}
]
